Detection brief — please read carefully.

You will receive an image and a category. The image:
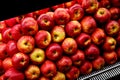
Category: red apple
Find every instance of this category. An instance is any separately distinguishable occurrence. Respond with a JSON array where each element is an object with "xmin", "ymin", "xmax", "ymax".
[
  {"xmin": 92, "ymin": 56, "xmax": 105, "ymax": 70},
  {"xmin": 0, "ymin": 43, "xmax": 7, "ymax": 60},
  {"xmin": 0, "ymin": 74, "xmax": 4, "ymax": 80},
  {"xmin": 80, "ymin": 61, "xmax": 93, "ymax": 74},
  {"xmin": 102, "ymin": 36, "xmax": 116, "ymax": 52},
  {"xmin": 30, "ymin": 48, "xmax": 45, "ymax": 65},
  {"xmin": 99, "ymin": 0, "xmax": 111, "ymax": 8},
  {"xmin": 39, "ymin": 76, "xmax": 50, "ymax": 80},
  {"xmin": 94, "ymin": 8, "xmax": 111, "ymax": 23},
  {"xmin": 6, "ymin": 40, "xmax": 18, "ymax": 57},
  {"xmin": 0, "ymin": 21, "xmax": 7, "ymax": 33},
  {"xmin": 21, "ymin": 17, "xmax": 38, "ymax": 35},
  {"xmin": 11, "ymin": 24, "xmax": 23, "ymax": 41},
  {"xmin": 46, "ymin": 43, "xmax": 63, "ymax": 61},
  {"xmin": 51, "ymin": 3, "xmax": 65, "ymax": 11},
  {"xmin": 85, "ymin": 44, "xmax": 100, "ymax": 60},
  {"xmin": 56, "ymin": 56, "xmax": 72, "ymax": 73},
  {"xmin": 37, "ymin": 13, "xmax": 54, "ymax": 31},
  {"xmin": 17, "ymin": 36, "xmax": 35, "ymax": 53},
  {"xmin": 91, "ymin": 28, "xmax": 106, "ymax": 45},
  {"xmin": 103, "ymin": 51, "xmax": 118, "ymax": 65},
  {"xmin": 40, "ymin": 60, "xmax": 57, "ymax": 78},
  {"xmin": 52, "ymin": 71, "xmax": 66, "ymax": 80},
  {"xmin": 64, "ymin": 0, "xmax": 76, "ymax": 8},
  {"xmin": 66, "ymin": 66, "xmax": 80, "ymax": 80},
  {"xmin": 35, "ymin": 30, "xmax": 51, "ymax": 49},
  {"xmin": 51, "ymin": 26, "xmax": 65, "ymax": 43},
  {"xmin": 68, "ymin": 4, "xmax": 84, "ymax": 20},
  {"xmin": 3, "ymin": 68, "xmax": 24, "ymax": 80},
  {"xmin": 12, "ymin": 52, "xmax": 29, "ymax": 70},
  {"xmin": 71, "ymin": 49, "xmax": 85, "ymax": 66},
  {"xmin": 25, "ymin": 65, "xmax": 40, "ymax": 80},
  {"xmin": 116, "ymin": 47, "xmax": 120, "ymax": 58},
  {"xmin": 62, "ymin": 38, "xmax": 77, "ymax": 55},
  {"xmin": 105, "ymin": 20, "xmax": 120, "ymax": 36},
  {"xmin": 76, "ymin": 33, "xmax": 91, "ymax": 48},
  {"xmin": 65, "ymin": 20, "xmax": 81, "ymax": 37},
  {"xmin": 0, "ymin": 60, "xmax": 4, "ymax": 75},
  {"xmin": 81, "ymin": 0, "xmax": 99, "ymax": 14},
  {"xmin": 5, "ymin": 17, "xmax": 18, "ymax": 27},
  {"xmin": 109, "ymin": 7, "xmax": 120, "ymax": 20},
  {"xmin": 46, "ymin": 12, "xmax": 54, "ymax": 19},
  {"xmin": 81, "ymin": 16, "xmax": 97, "ymax": 34},
  {"xmin": 2, "ymin": 57, "xmax": 13, "ymax": 71},
  {"xmin": 110, "ymin": 0, "xmax": 120, "ymax": 7},
  {"xmin": 2, "ymin": 28, "xmax": 13, "ymax": 43},
  {"xmin": 53, "ymin": 8, "xmax": 70, "ymax": 25}
]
